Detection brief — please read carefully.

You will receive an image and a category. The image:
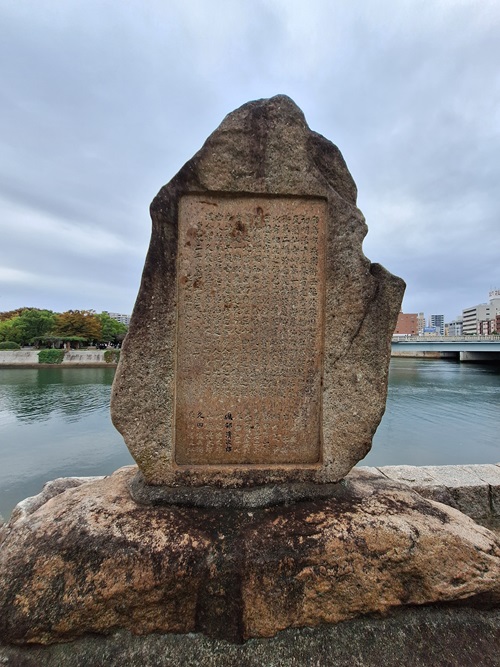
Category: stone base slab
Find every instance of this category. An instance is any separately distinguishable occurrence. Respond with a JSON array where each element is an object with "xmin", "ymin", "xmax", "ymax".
[
  {"xmin": 130, "ymin": 471, "xmax": 346, "ymax": 508},
  {"xmin": 1, "ymin": 466, "xmax": 500, "ymax": 647}
]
